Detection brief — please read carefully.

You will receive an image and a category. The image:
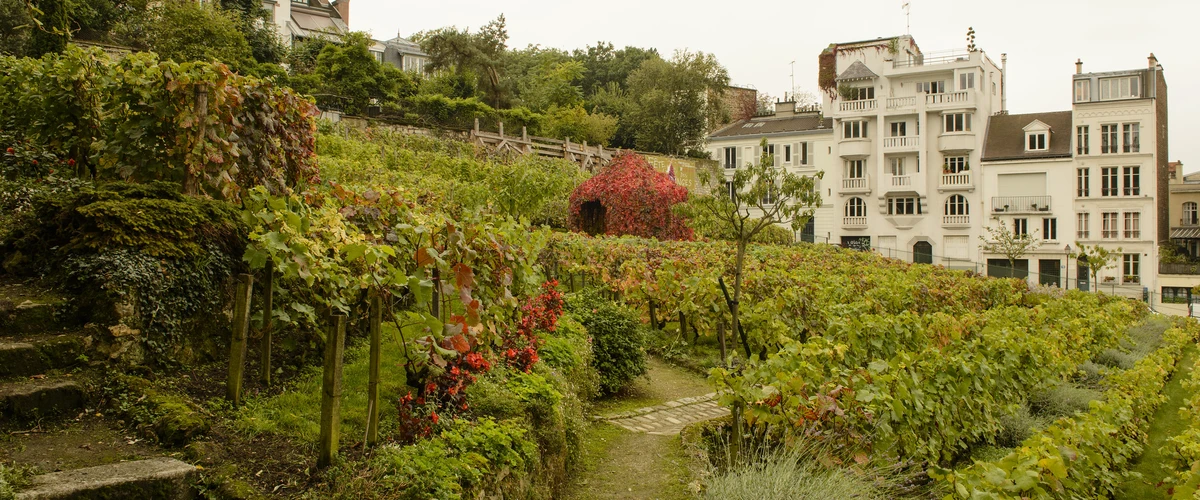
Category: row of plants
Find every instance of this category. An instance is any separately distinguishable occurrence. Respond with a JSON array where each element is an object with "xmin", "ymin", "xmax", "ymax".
[
  {"xmin": 932, "ymin": 320, "xmax": 1199, "ymax": 498},
  {"xmin": 0, "ymin": 46, "xmax": 317, "ymax": 200},
  {"xmin": 1161, "ymin": 341, "xmax": 1200, "ymax": 498}
]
